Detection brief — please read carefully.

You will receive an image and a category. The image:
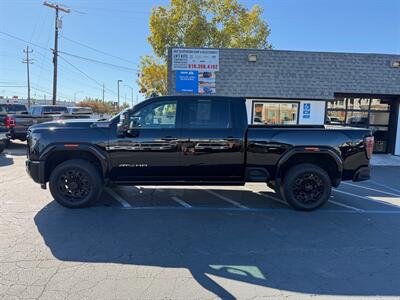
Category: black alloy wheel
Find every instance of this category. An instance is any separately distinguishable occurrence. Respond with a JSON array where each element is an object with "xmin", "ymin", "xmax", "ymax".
[
  {"xmin": 57, "ymin": 169, "xmax": 91, "ymax": 202},
  {"xmin": 49, "ymin": 159, "xmax": 102, "ymax": 208},
  {"xmin": 282, "ymin": 163, "xmax": 332, "ymax": 211}
]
